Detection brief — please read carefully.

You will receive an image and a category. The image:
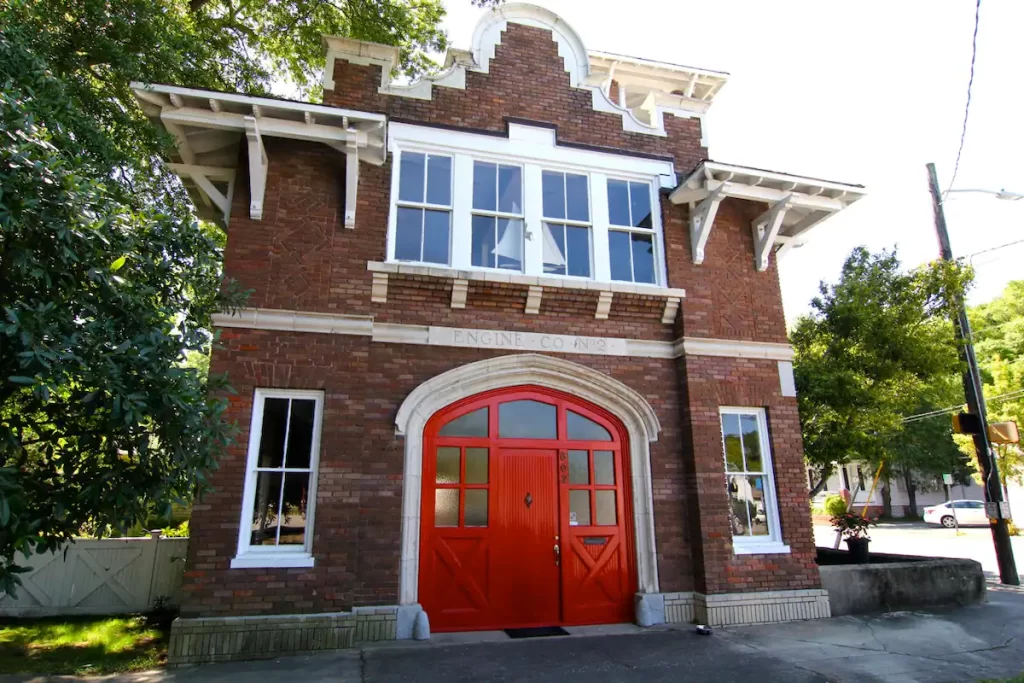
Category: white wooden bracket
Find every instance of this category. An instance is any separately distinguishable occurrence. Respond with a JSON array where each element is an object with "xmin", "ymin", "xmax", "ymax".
[
  {"xmin": 371, "ymin": 272, "xmax": 389, "ymax": 303},
  {"xmin": 690, "ymin": 185, "xmax": 725, "ymax": 264},
  {"xmin": 451, "ymin": 279, "xmax": 469, "ymax": 309},
  {"xmin": 751, "ymin": 195, "xmax": 792, "ymax": 271},
  {"xmin": 525, "ymin": 286, "xmax": 543, "ymax": 315},
  {"xmin": 344, "ymin": 136, "xmax": 359, "ymax": 229},
  {"xmin": 661, "ymin": 297, "xmax": 680, "ymax": 325},
  {"xmin": 168, "ymin": 164, "xmax": 235, "ymax": 220},
  {"xmin": 244, "ymin": 116, "xmax": 268, "ymax": 221},
  {"xmin": 595, "ymin": 291, "xmax": 614, "ymax": 320}
]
